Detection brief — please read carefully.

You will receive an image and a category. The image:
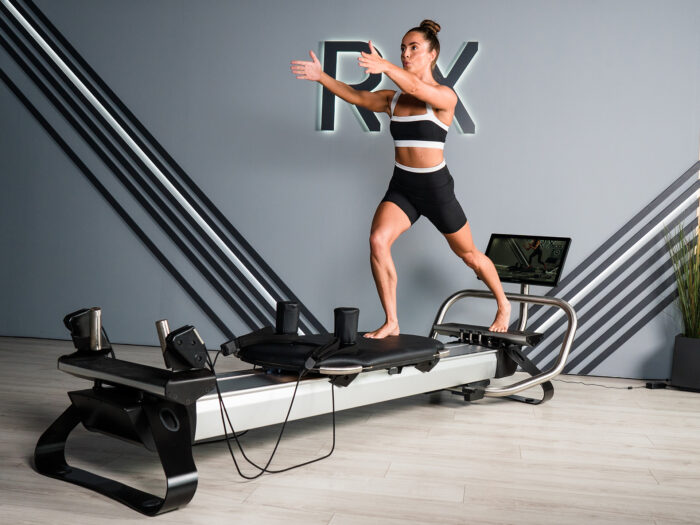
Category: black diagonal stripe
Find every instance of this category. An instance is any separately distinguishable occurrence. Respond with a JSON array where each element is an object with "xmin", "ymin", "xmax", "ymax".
[
  {"xmin": 524, "ymin": 180, "xmax": 700, "ymax": 334},
  {"xmin": 0, "ymin": 25, "xmax": 263, "ymax": 331},
  {"xmin": 540, "ymin": 161, "xmax": 699, "ymax": 295},
  {"xmin": 22, "ymin": 0, "xmax": 328, "ymax": 335},
  {"xmin": 570, "ymin": 229, "xmax": 694, "ymax": 374},
  {"xmin": 1, "ymin": 10, "xmax": 286, "ymax": 330},
  {"xmin": 0, "ymin": 6, "xmax": 274, "ymax": 329},
  {"xmin": 0, "ymin": 66, "xmax": 234, "ymax": 340},
  {"xmin": 531, "ymin": 238, "xmax": 669, "ymax": 367},
  {"xmin": 578, "ymin": 290, "xmax": 678, "ymax": 375},
  {"xmin": 11, "ymin": 0, "xmax": 276, "ymax": 326},
  {"xmin": 561, "ymin": 273, "xmax": 677, "ymax": 374},
  {"xmin": 0, "ymin": 14, "xmax": 263, "ymax": 330},
  {"xmin": 539, "ymin": 256, "xmax": 675, "ymax": 373},
  {"xmin": 27, "ymin": 0, "xmax": 325, "ymax": 334},
  {"xmin": 510, "ymin": 163, "xmax": 700, "ymax": 328},
  {"xmin": 529, "ymin": 204, "xmax": 697, "ymax": 366}
]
